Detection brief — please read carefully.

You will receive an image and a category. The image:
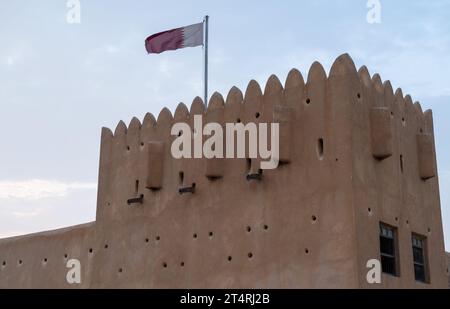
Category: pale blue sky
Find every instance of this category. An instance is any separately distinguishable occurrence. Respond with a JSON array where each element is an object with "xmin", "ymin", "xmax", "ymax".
[{"xmin": 0, "ymin": 0, "xmax": 449, "ymax": 249}]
